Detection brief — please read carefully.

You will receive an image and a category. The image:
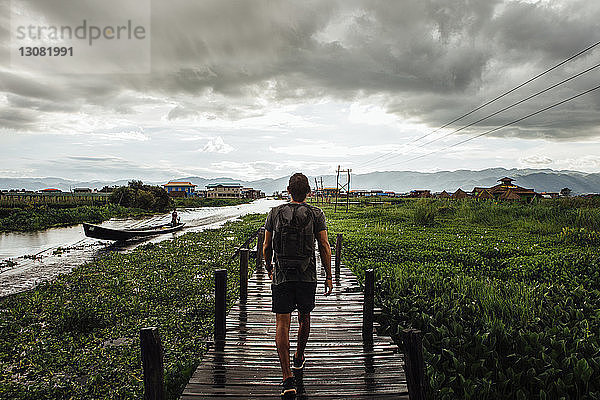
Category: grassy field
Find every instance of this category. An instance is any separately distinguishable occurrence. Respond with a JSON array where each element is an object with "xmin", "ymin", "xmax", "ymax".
[
  {"xmin": 0, "ymin": 214, "xmax": 265, "ymax": 400},
  {"xmin": 322, "ymin": 198, "xmax": 600, "ymax": 399}
]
